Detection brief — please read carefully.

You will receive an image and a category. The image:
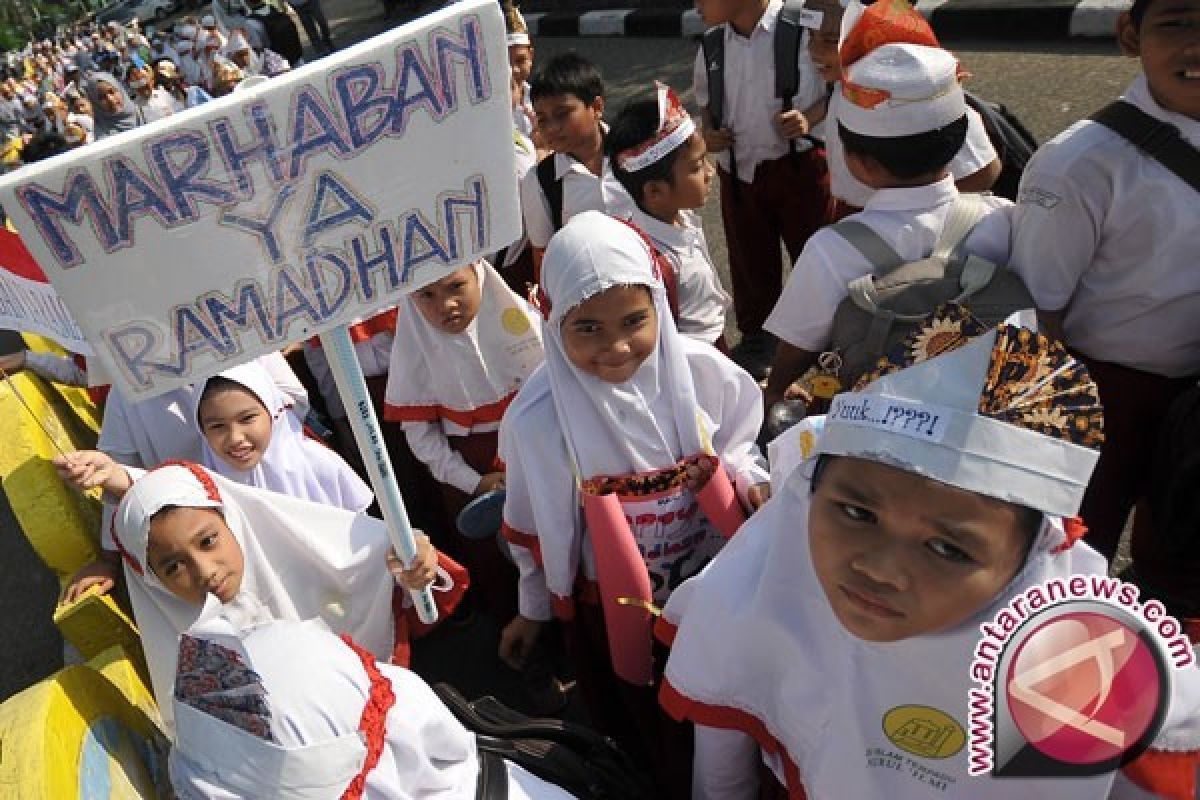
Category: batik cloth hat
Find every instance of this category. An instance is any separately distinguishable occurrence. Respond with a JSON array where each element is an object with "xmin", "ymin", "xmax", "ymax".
[
  {"xmin": 615, "ymin": 82, "xmax": 696, "ymax": 173},
  {"xmin": 818, "ymin": 305, "xmax": 1104, "ymax": 518},
  {"xmin": 838, "ymin": 0, "xmax": 940, "ymax": 69},
  {"xmin": 838, "ymin": 42, "xmax": 965, "ymax": 138}
]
